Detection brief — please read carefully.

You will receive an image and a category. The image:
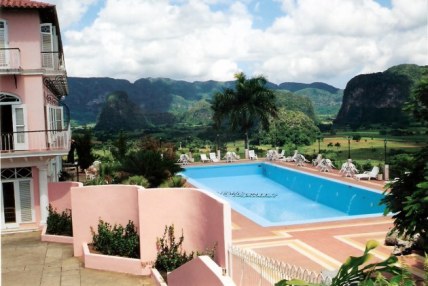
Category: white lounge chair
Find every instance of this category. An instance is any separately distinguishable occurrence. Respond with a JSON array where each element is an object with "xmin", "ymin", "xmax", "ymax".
[
  {"xmin": 282, "ymin": 150, "xmax": 298, "ymax": 162},
  {"xmin": 178, "ymin": 154, "xmax": 189, "ymax": 165},
  {"xmin": 209, "ymin": 152, "xmax": 219, "ymax": 163},
  {"xmin": 316, "ymin": 159, "xmax": 335, "ymax": 172},
  {"xmin": 224, "ymin": 151, "xmax": 240, "ymax": 162},
  {"xmin": 200, "ymin": 154, "xmax": 210, "ymax": 163},
  {"xmin": 249, "ymin": 150, "xmax": 258, "ymax": 160},
  {"xmin": 312, "ymin": 154, "xmax": 322, "ymax": 166},
  {"xmin": 355, "ymin": 166, "xmax": 379, "ymax": 180},
  {"xmin": 339, "ymin": 159, "xmax": 359, "ymax": 177},
  {"xmin": 295, "ymin": 153, "xmax": 310, "ymax": 167},
  {"xmin": 231, "ymin": 152, "xmax": 240, "ymax": 160},
  {"xmin": 277, "ymin": 150, "xmax": 285, "ymax": 160},
  {"xmin": 224, "ymin": 152, "xmax": 233, "ymax": 163},
  {"xmin": 84, "ymin": 168, "xmax": 96, "ymax": 180},
  {"xmin": 266, "ymin": 150, "xmax": 278, "ymax": 161}
]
